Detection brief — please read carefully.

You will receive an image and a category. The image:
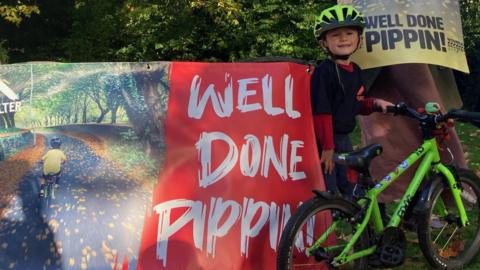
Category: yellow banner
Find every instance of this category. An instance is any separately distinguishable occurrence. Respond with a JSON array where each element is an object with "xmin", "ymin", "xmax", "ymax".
[{"xmin": 350, "ymin": 0, "xmax": 469, "ymax": 73}]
